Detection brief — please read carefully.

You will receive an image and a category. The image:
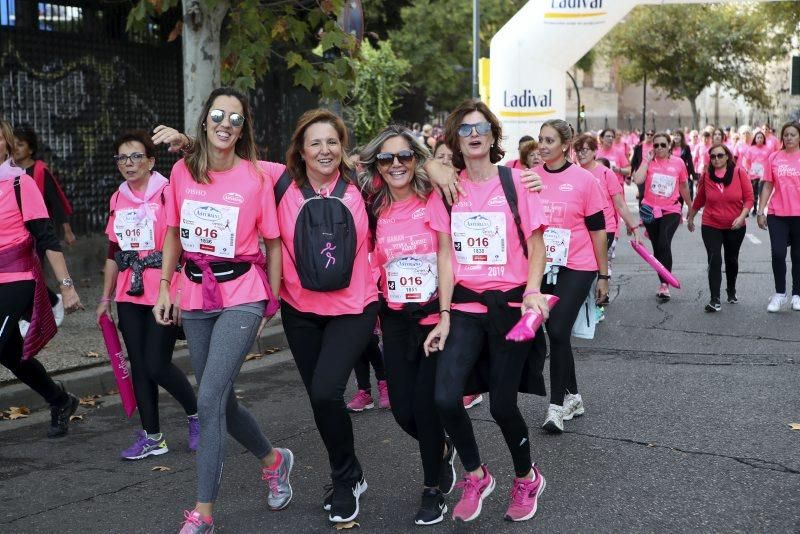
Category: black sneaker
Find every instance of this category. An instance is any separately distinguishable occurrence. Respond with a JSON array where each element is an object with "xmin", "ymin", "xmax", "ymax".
[
  {"xmin": 438, "ymin": 437, "xmax": 457, "ymax": 495},
  {"xmin": 726, "ymin": 289, "xmax": 738, "ymax": 304},
  {"xmin": 414, "ymin": 488, "xmax": 447, "ymax": 526},
  {"xmin": 704, "ymin": 299, "xmax": 721, "ymax": 313},
  {"xmin": 47, "ymin": 386, "xmax": 79, "ymax": 438},
  {"xmin": 329, "ymin": 476, "xmax": 367, "ymax": 523}
]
